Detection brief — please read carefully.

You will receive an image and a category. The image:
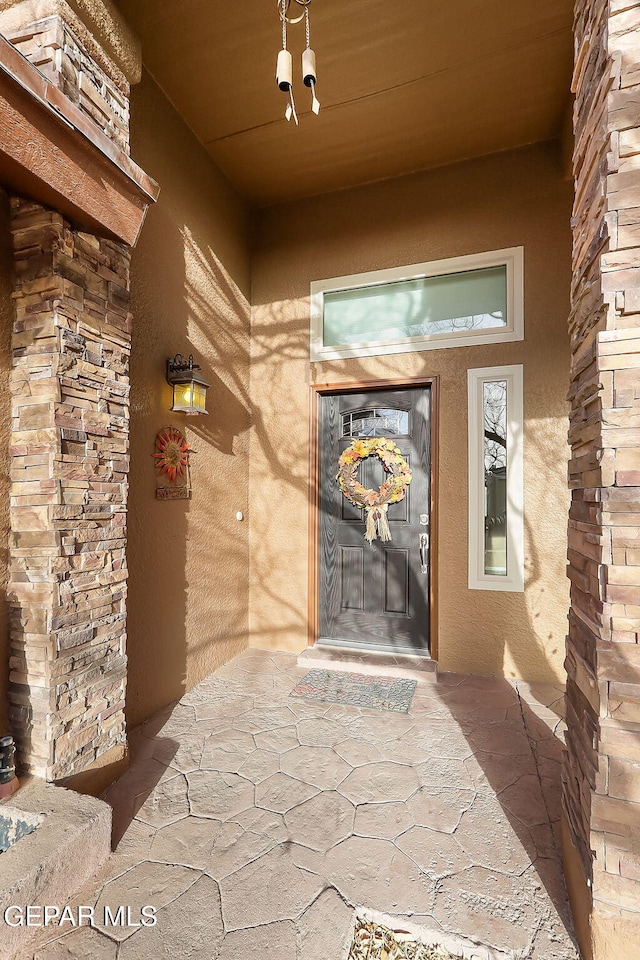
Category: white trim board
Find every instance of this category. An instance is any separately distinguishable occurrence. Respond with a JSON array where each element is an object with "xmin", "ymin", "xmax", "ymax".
[{"xmin": 310, "ymin": 247, "xmax": 524, "ymax": 362}]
